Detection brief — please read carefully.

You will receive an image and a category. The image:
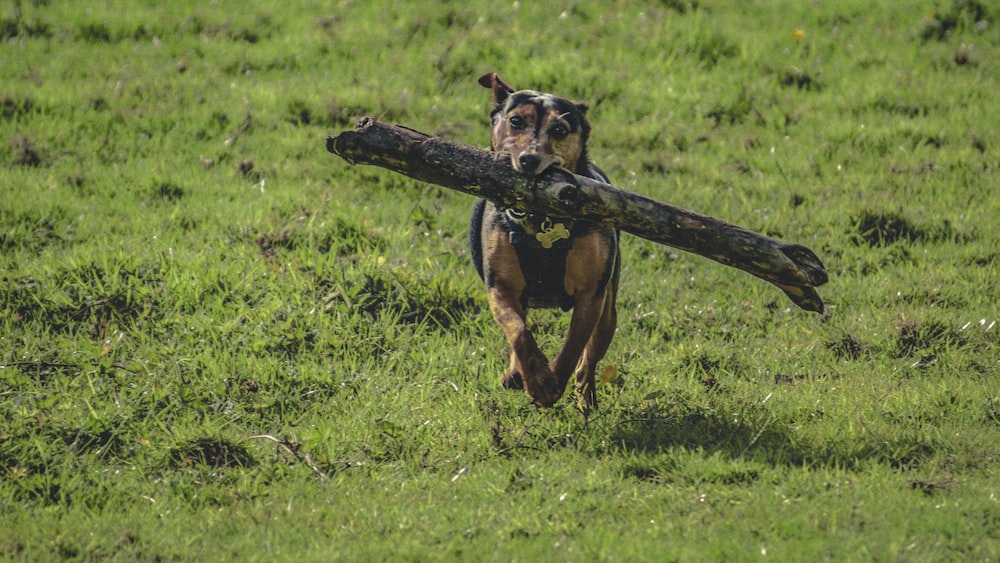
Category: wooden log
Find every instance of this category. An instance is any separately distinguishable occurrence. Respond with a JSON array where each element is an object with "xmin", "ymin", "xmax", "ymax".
[{"xmin": 326, "ymin": 118, "xmax": 828, "ymax": 314}]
